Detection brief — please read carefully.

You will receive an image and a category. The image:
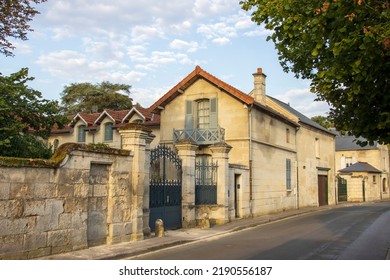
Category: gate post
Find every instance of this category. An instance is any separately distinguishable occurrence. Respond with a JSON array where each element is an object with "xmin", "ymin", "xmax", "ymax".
[
  {"xmin": 175, "ymin": 140, "xmax": 198, "ymax": 228},
  {"xmin": 210, "ymin": 142, "xmax": 232, "ymax": 225},
  {"xmin": 119, "ymin": 124, "xmax": 155, "ymax": 240}
]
